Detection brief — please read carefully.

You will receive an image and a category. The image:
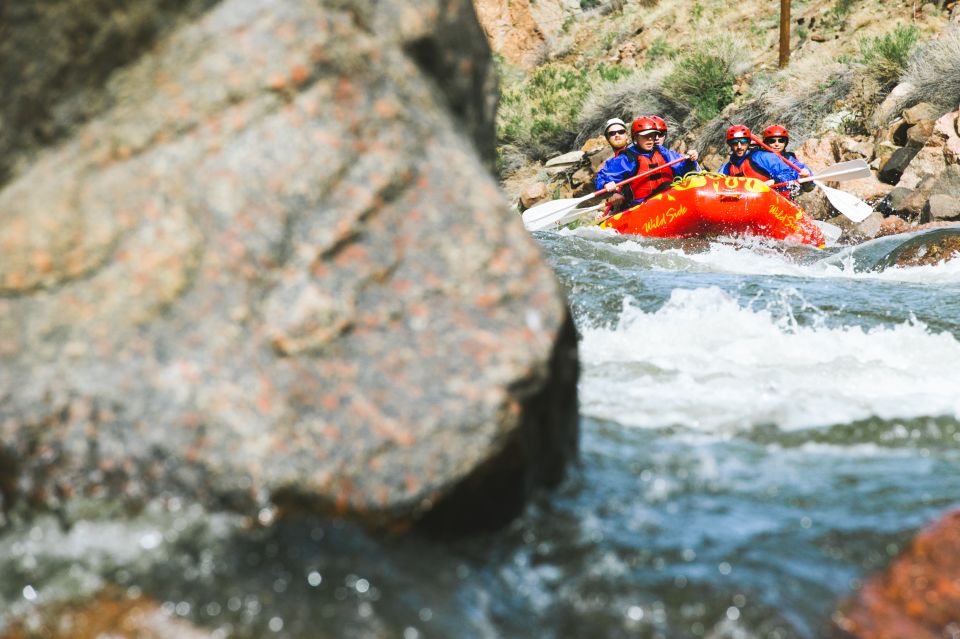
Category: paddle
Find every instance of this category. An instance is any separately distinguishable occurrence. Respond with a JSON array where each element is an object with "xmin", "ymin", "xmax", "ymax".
[
  {"xmin": 749, "ymin": 133, "xmax": 806, "ymax": 175},
  {"xmin": 523, "ymin": 155, "xmax": 689, "ymax": 231},
  {"xmin": 770, "ymin": 159, "xmax": 871, "ymax": 188},
  {"xmin": 816, "ymin": 181, "xmax": 874, "ymax": 223},
  {"xmin": 814, "ymin": 220, "xmax": 843, "ymax": 245},
  {"xmin": 539, "ymin": 202, "xmax": 606, "ymax": 230},
  {"xmin": 754, "ymin": 138, "xmax": 874, "ymax": 222},
  {"xmin": 768, "ymin": 159, "xmax": 874, "ymax": 223}
]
